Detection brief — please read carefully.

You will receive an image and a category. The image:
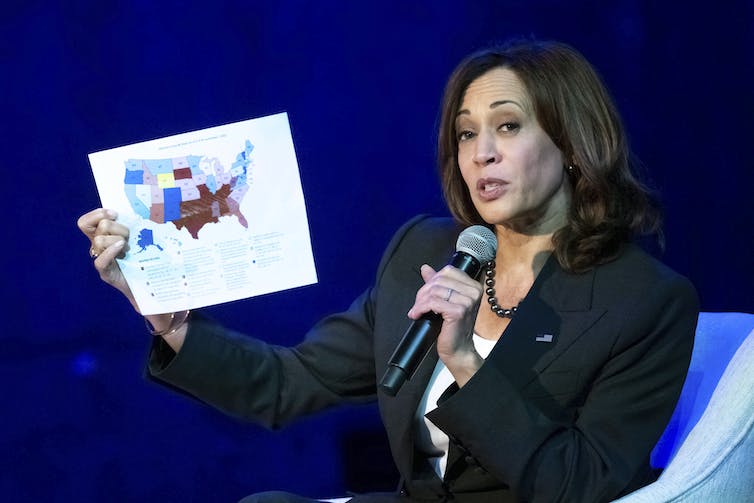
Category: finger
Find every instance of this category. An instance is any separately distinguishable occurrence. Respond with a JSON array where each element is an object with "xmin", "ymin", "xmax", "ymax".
[
  {"xmin": 93, "ymin": 239, "xmax": 126, "ymax": 274},
  {"xmin": 430, "ymin": 284, "xmax": 465, "ymax": 303},
  {"xmin": 94, "ymin": 218, "xmax": 130, "ymax": 240},
  {"xmin": 419, "ymin": 267, "xmax": 482, "ymax": 302},
  {"xmin": 421, "ymin": 263, "xmax": 482, "ymax": 291},
  {"xmin": 418, "ymin": 265, "xmax": 458, "ymax": 300},
  {"xmin": 410, "ymin": 263, "xmax": 485, "ymax": 320},
  {"xmin": 416, "ymin": 293, "xmax": 475, "ymax": 322},
  {"xmin": 77, "ymin": 208, "xmax": 118, "ymax": 238},
  {"xmin": 408, "ymin": 280, "xmax": 479, "ymax": 320},
  {"xmin": 92, "ymin": 234, "xmax": 129, "ymax": 255},
  {"xmin": 436, "ymin": 264, "xmax": 483, "ymax": 285}
]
